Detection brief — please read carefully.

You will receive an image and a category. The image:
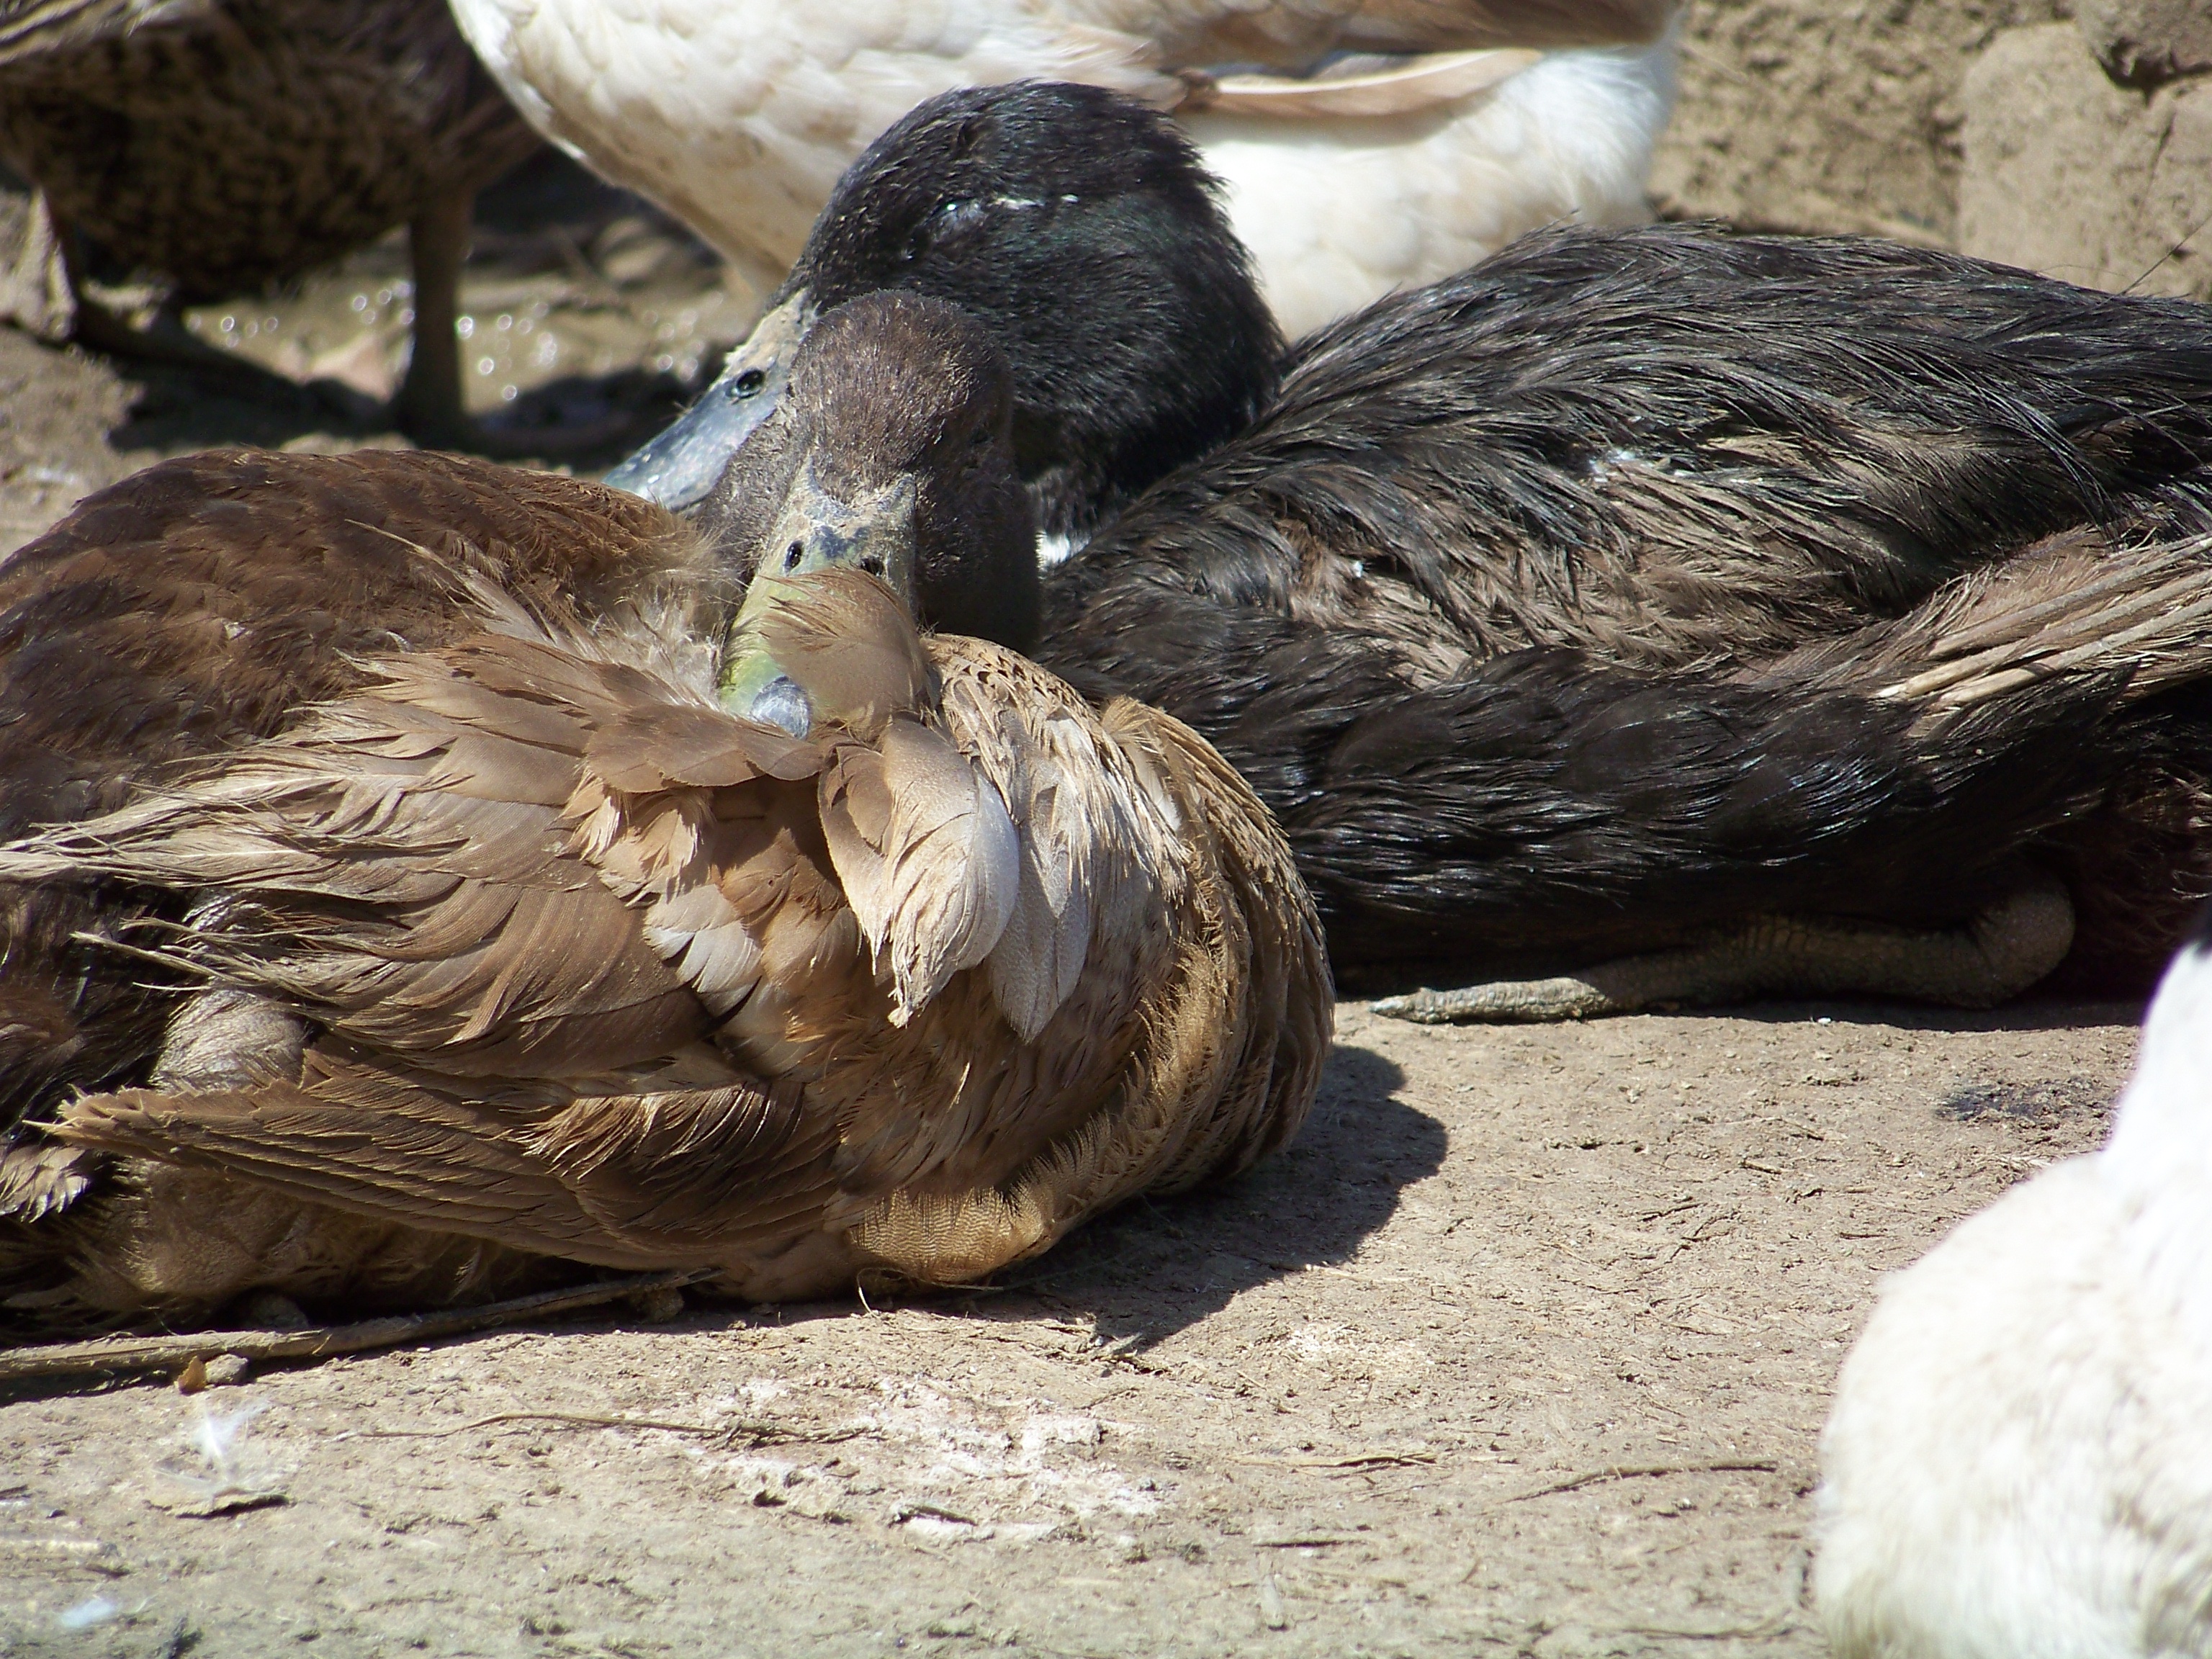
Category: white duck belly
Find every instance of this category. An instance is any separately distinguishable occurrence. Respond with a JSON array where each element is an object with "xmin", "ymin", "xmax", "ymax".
[{"xmin": 449, "ymin": 0, "xmax": 1675, "ymax": 323}]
